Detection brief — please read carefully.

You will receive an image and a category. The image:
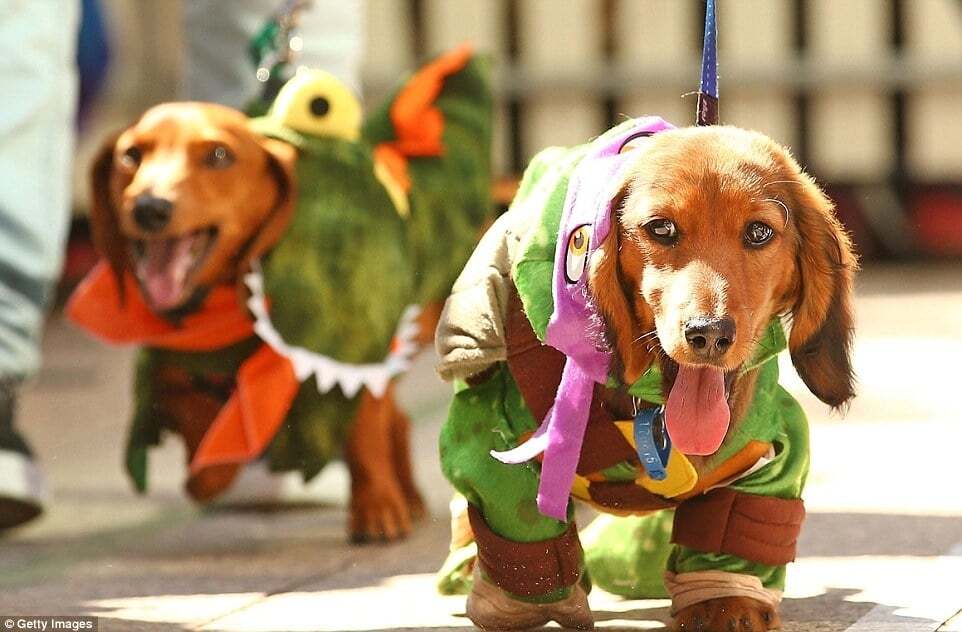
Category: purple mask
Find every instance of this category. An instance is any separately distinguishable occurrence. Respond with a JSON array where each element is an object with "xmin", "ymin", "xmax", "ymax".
[{"xmin": 492, "ymin": 117, "xmax": 675, "ymax": 521}]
